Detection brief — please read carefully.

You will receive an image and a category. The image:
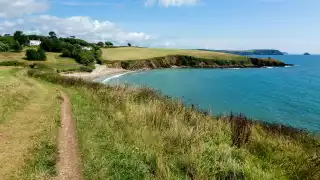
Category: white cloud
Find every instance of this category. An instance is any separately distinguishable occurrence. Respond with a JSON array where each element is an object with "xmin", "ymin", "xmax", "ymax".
[
  {"xmin": 0, "ymin": 0, "xmax": 49, "ymax": 18},
  {"xmin": 145, "ymin": 0, "xmax": 199, "ymax": 7},
  {"xmin": 0, "ymin": 15, "xmax": 151, "ymax": 44}
]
